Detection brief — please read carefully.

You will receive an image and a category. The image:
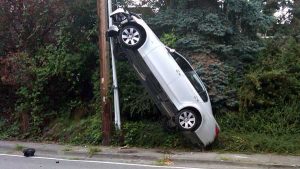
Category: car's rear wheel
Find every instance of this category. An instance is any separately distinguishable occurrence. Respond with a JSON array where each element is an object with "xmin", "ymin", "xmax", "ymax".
[
  {"xmin": 119, "ymin": 24, "xmax": 145, "ymax": 49},
  {"xmin": 176, "ymin": 109, "xmax": 201, "ymax": 131}
]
